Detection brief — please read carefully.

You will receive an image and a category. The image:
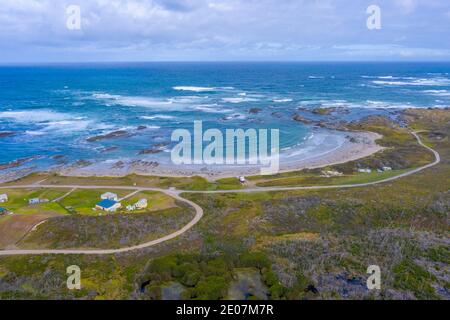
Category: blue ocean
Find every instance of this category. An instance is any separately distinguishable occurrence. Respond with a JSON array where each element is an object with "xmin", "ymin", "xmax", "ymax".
[{"xmin": 0, "ymin": 62, "xmax": 449, "ymax": 175}]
